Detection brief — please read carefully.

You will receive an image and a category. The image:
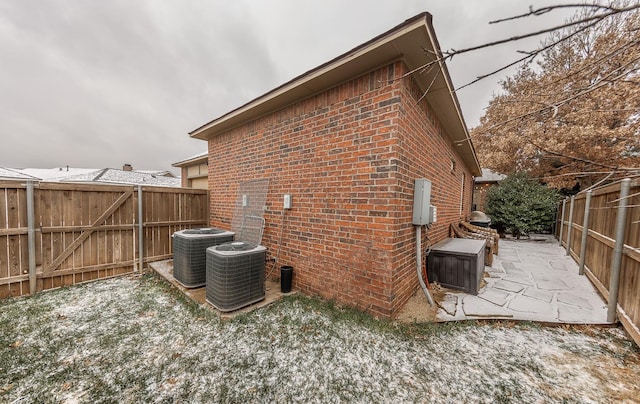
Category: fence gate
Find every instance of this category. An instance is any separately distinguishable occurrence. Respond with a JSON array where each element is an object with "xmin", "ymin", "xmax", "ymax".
[{"xmin": 0, "ymin": 181, "xmax": 208, "ymax": 298}]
